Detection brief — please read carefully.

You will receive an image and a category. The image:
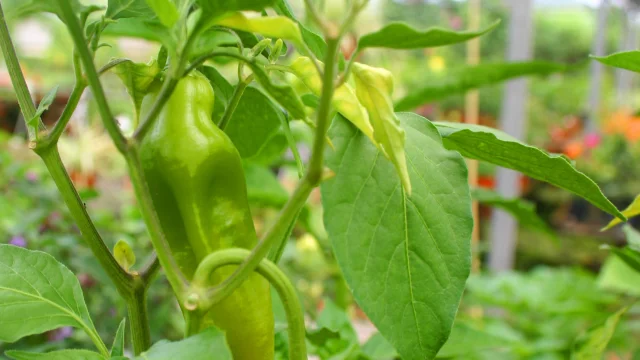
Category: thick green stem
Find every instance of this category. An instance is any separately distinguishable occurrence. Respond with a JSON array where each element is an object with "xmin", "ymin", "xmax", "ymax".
[
  {"xmin": 191, "ymin": 249, "xmax": 307, "ymax": 360},
  {"xmin": 218, "ymin": 77, "xmax": 251, "ymax": 130},
  {"xmin": 43, "ymin": 81, "xmax": 86, "ymax": 147},
  {"xmin": 126, "ymin": 285, "xmax": 151, "ymax": 355},
  {"xmin": 133, "ymin": 76, "xmax": 179, "ymax": 141}
]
